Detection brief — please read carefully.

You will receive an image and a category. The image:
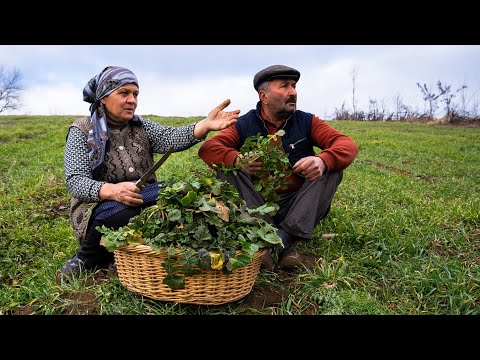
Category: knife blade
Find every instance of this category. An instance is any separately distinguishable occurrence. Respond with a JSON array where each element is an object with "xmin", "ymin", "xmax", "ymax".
[{"xmin": 134, "ymin": 147, "xmax": 174, "ymax": 188}]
